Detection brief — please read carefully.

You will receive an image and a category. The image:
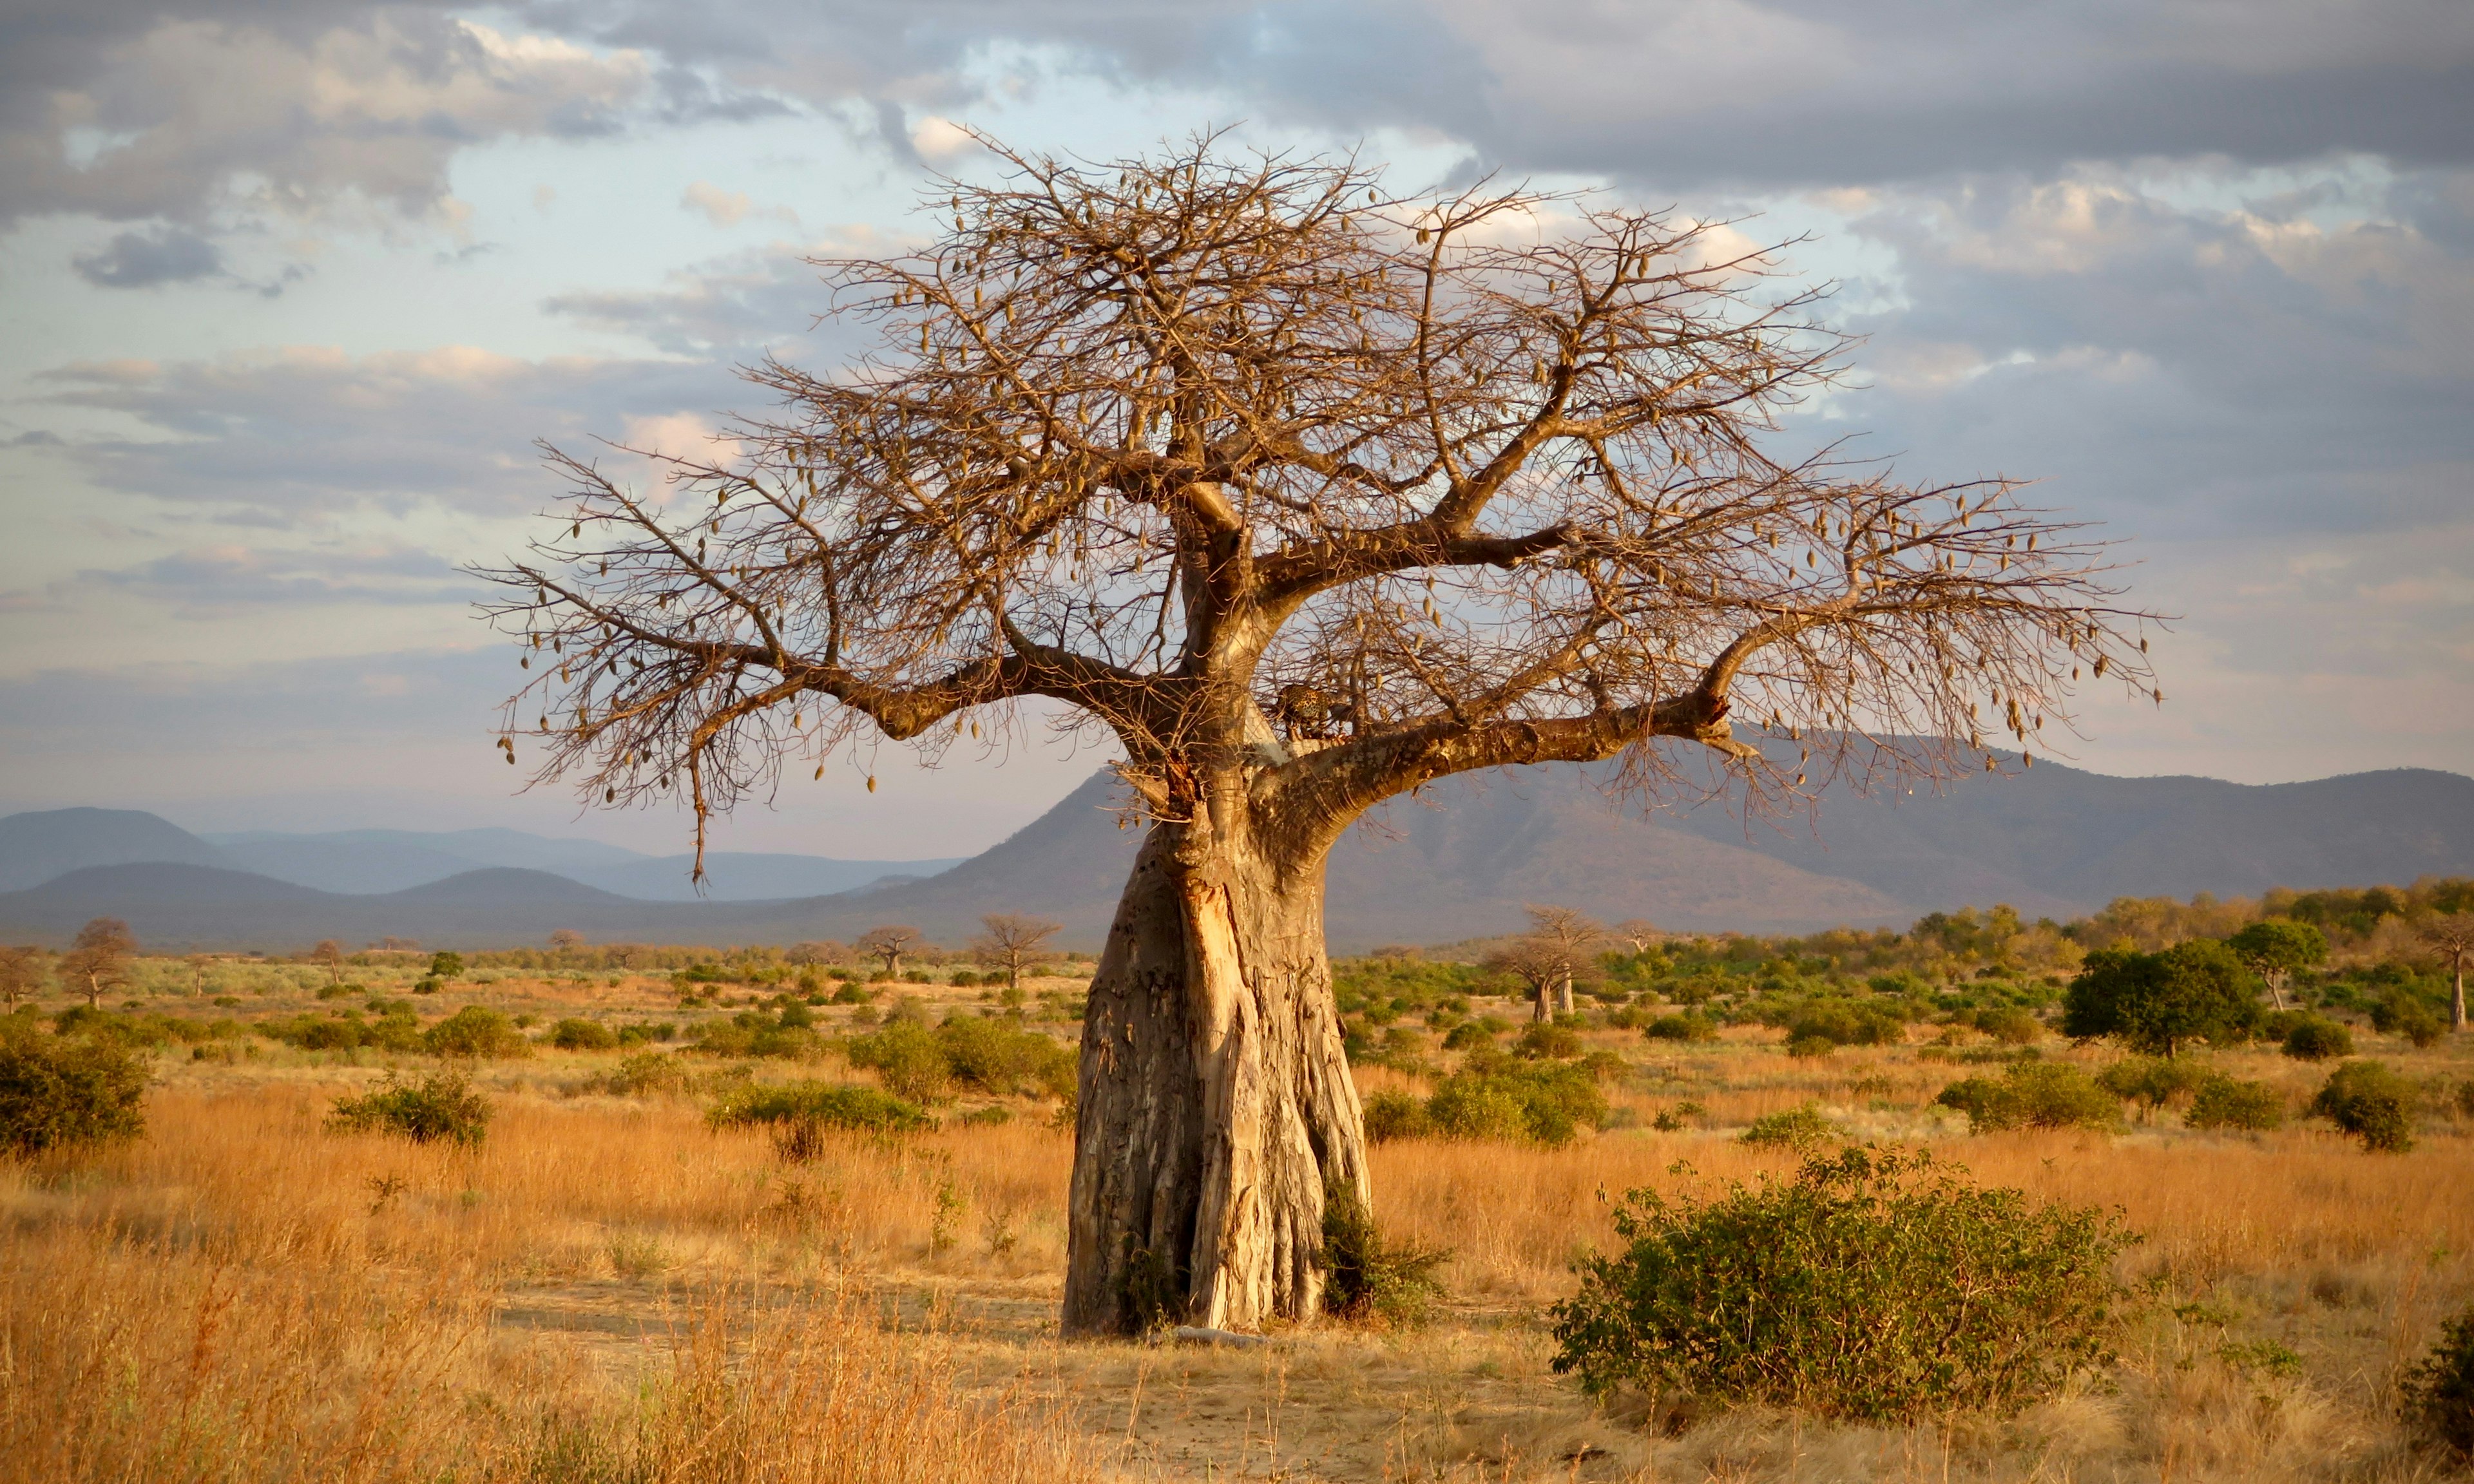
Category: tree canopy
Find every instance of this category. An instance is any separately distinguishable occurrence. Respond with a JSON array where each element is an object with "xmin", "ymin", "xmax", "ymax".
[
  {"xmin": 477, "ymin": 133, "xmax": 2158, "ymax": 875},
  {"xmin": 2062, "ymin": 940, "xmax": 2259, "ymax": 1057}
]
